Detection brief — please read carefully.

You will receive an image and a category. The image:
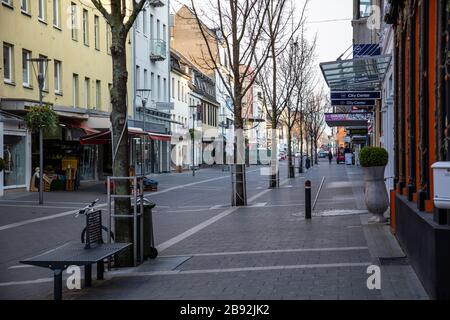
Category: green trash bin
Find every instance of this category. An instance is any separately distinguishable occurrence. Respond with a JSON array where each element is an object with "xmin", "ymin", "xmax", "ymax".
[
  {"xmin": 136, "ymin": 200, "xmax": 158, "ymax": 260},
  {"xmin": 143, "ymin": 201, "xmax": 157, "ymax": 259}
]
